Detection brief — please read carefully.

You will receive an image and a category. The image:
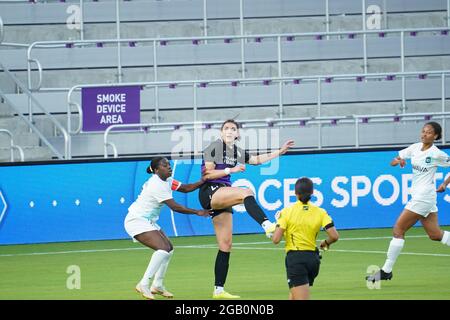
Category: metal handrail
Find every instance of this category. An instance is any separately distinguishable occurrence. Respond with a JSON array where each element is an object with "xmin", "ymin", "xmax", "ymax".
[
  {"xmin": 104, "ymin": 112, "xmax": 450, "ymax": 158},
  {"xmin": 448, "ymin": 0, "xmax": 450, "ymax": 27},
  {"xmin": 68, "ymin": 69, "xmax": 449, "ymax": 137},
  {"xmin": 27, "ymin": 26, "xmax": 450, "ymax": 92},
  {"xmin": 354, "ymin": 112, "xmax": 450, "ymax": 147},
  {"xmin": 0, "ymin": 129, "xmax": 24, "ymax": 162},
  {"xmin": 0, "ymin": 15, "xmax": 4, "ymax": 44},
  {"xmin": 0, "ymin": 62, "xmax": 70, "ymax": 159}
]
